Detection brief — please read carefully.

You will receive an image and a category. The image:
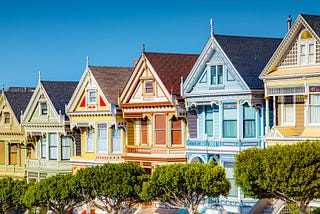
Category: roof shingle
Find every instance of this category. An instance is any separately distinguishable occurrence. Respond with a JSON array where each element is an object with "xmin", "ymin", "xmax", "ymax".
[
  {"xmin": 143, "ymin": 52, "xmax": 199, "ymax": 95},
  {"xmin": 301, "ymin": 14, "xmax": 320, "ymax": 37},
  {"xmin": 5, "ymin": 91, "xmax": 34, "ymax": 122},
  {"xmin": 89, "ymin": 66, "xmax": 133, "ymax": 104}
]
